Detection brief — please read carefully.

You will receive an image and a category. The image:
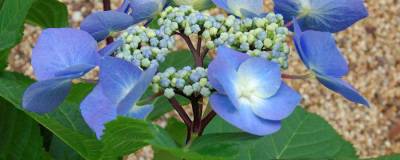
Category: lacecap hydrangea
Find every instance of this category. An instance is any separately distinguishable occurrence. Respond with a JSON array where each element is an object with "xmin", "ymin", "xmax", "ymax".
[{"xmin": 22, "ymin": 0, "xmax": 369, "ymax": 139}]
